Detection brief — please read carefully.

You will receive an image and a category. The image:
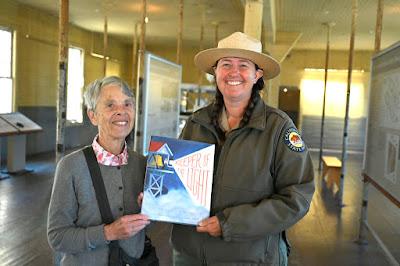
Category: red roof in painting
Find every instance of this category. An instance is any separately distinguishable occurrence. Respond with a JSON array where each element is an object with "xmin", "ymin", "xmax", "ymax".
[{"xmin": 149, "ymin": 141, "xmax": 164, "ymax": 152}]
